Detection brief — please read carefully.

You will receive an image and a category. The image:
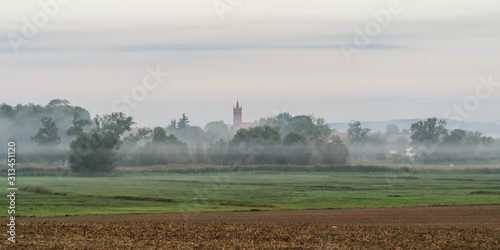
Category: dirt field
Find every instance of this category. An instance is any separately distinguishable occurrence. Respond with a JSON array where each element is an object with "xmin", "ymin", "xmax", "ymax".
[{"xmin": 3, "ymin": 205, "xmax": 500, "ymax": 249}]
